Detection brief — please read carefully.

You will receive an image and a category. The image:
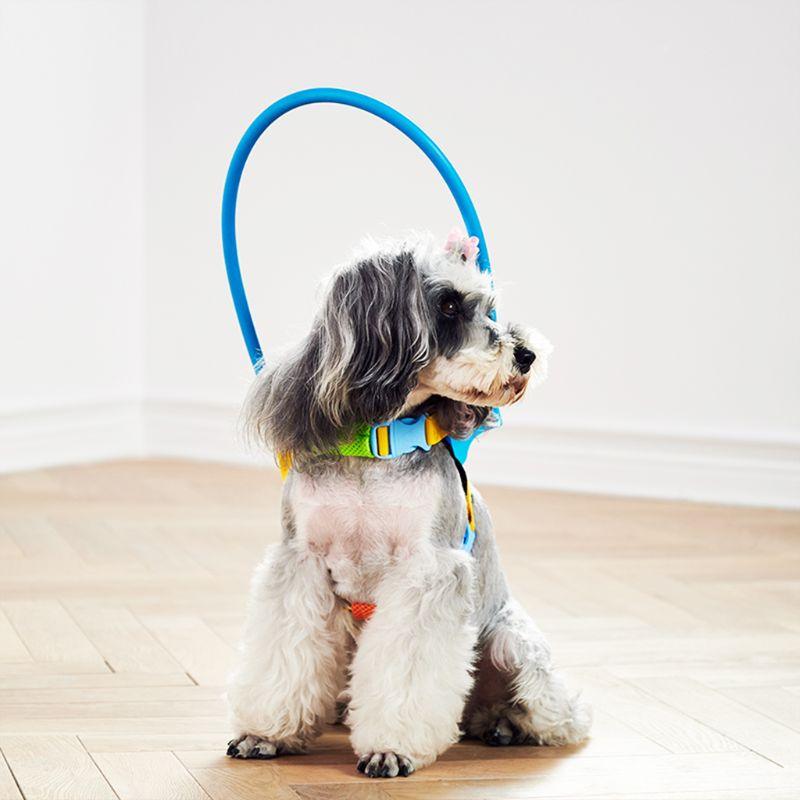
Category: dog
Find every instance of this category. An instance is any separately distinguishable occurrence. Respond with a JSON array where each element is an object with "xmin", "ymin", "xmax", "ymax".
[{"xmin": 226, "ymin": 230, "xmax": 591, "ymax": 778}]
